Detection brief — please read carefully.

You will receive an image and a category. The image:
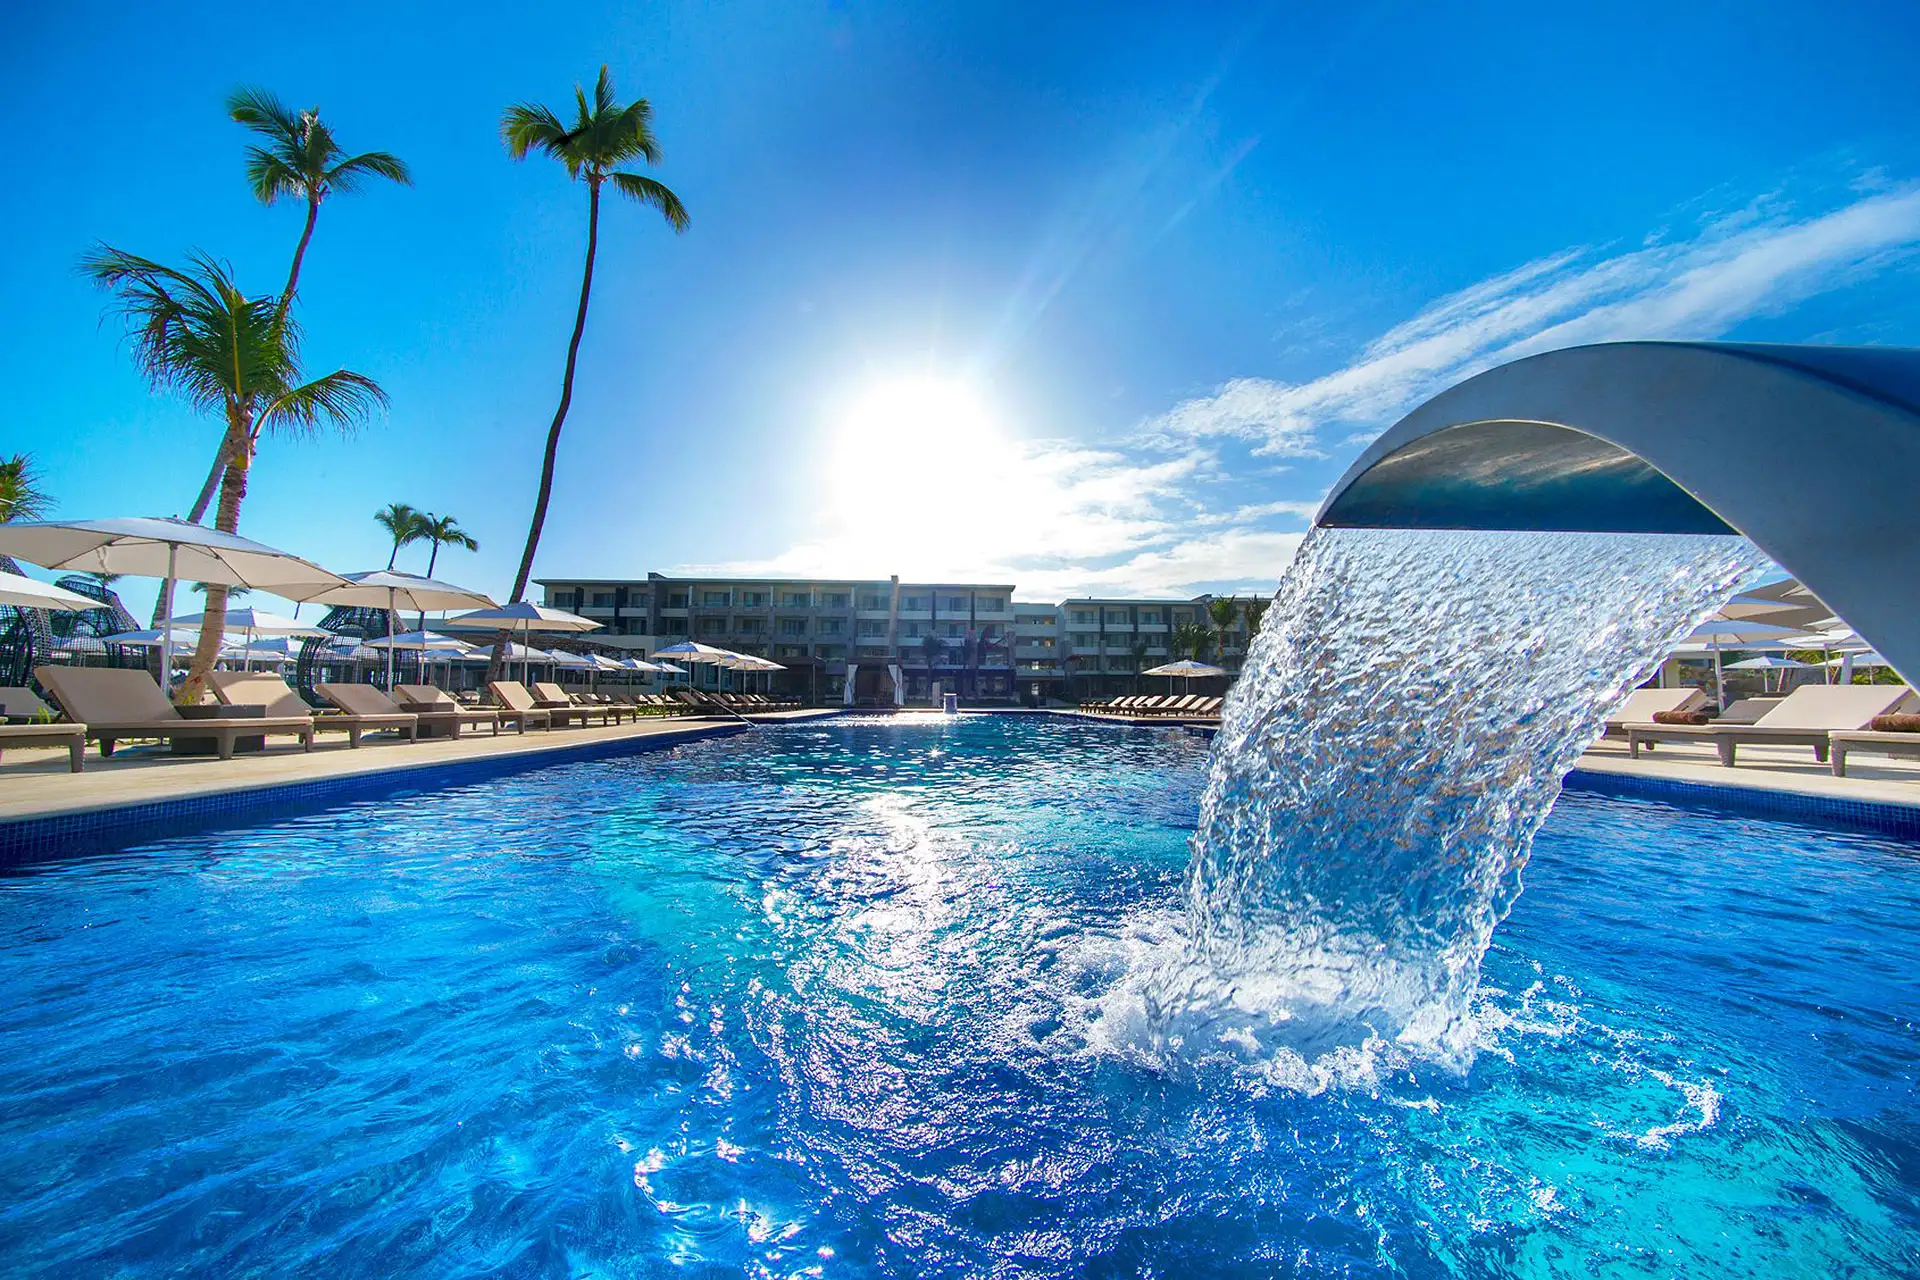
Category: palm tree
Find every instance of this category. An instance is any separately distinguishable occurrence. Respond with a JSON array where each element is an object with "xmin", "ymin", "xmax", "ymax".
[
  {"xmin": 1130, "ymin": 638, "xmax": 1150, "ymax": 694},
  {"xmin": 415, "ymin": 512, "xmax": 479, "ymax": 629},
  {"xmin": 1172, "ymin": 620, "xmax": 1209, "ymax": 662},
  {"xmin": 419, "ymin": 512, "xmax": 479, "ymax": 580},
  {"xmin": 1207, "ymin": 597, "xmax": 1241, "ymax": 664},
  {"xmin": 374, "ymin": 502, "xmax": 428, "ymax": 570},
  {"xmin": 0, "ymin": 454, "xmax": 50, "ymax": 523},
  {"xmin": 1243, "ymin": 597, "xmax": 1270, "ymax": 640},
  {"xmin": 179, "ymin": 89, "xmax": 411, "ymax": 530},
  {"xmin": 83, "ymin": 247, "xmax": 386, "ymax": 701},
  {"xmin": 498, "ymin": 67, "xmax": 688, "ymax": 621}
]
